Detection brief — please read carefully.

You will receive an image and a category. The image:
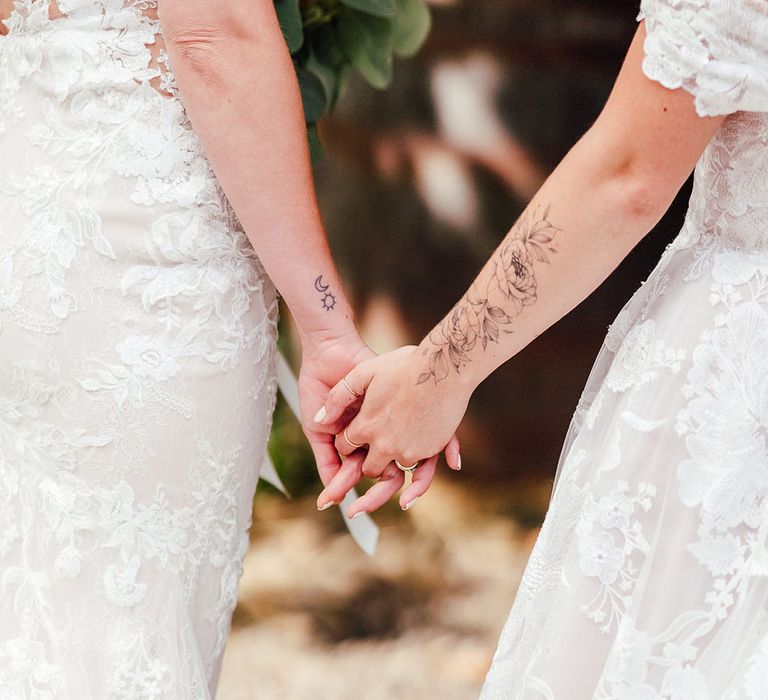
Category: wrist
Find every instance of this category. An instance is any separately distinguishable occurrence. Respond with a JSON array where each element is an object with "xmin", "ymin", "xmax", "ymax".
[
  {"xmin": 295, "ymin": 300, "xmax": 365, "ymax": 364},
  {"xmin": 287, "ymin": 270, "xmax": 357, "ymax": 349},
  {"xmin": 410, "ymin": 340, "xmax": 477, "ymax": 404},
  {"xmin": 295, "ymin": 304, "xmax": 358, "ymax": 350}
]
